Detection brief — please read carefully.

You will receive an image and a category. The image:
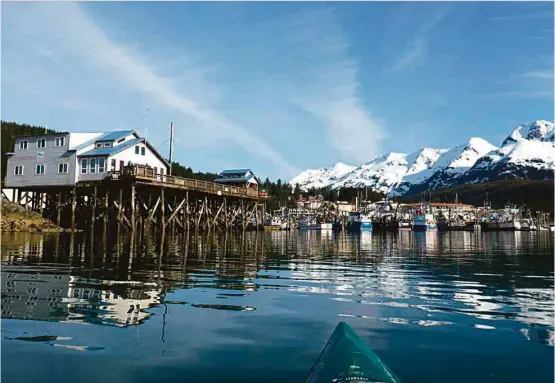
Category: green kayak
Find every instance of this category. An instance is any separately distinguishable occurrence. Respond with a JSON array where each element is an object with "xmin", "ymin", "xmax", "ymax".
[{"xmin": 305, "ymin": 322, "xmax": 403, "ymax": 383}]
